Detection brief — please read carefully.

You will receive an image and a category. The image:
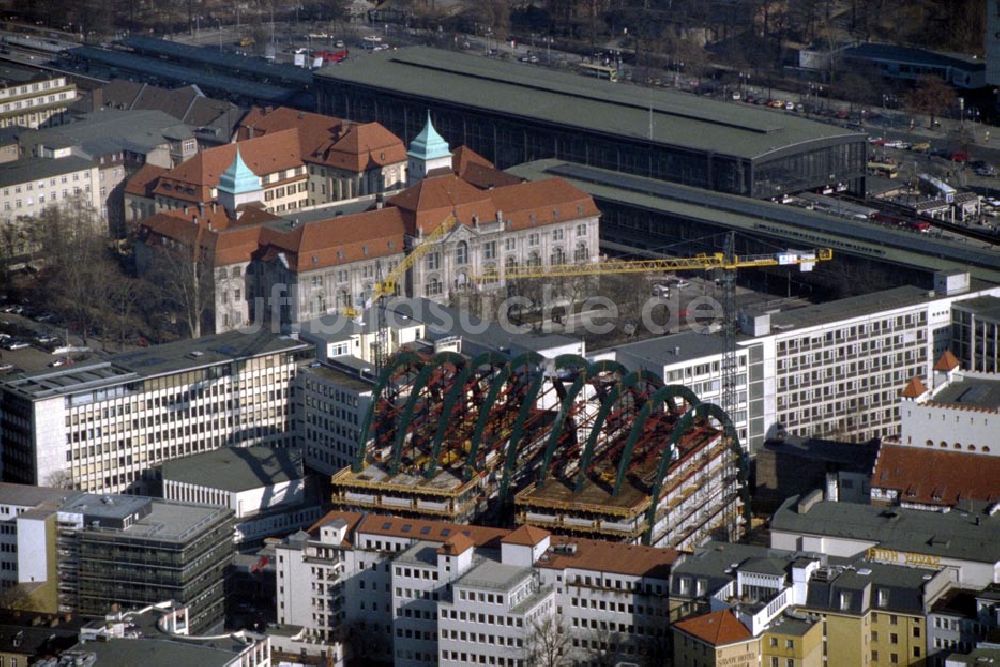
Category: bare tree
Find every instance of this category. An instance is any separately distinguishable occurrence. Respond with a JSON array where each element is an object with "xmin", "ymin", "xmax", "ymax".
[
  {"xmin": 905, "ymin": 74, "xmax": 957, "ymax": 128},
  {"xmin": 145, "ymin": 241, "xmax": 215, "ymax": 339},
  {"xmin": 527, "ymin": 617, "xmax": 570, "ymax": 667},
  {"xmin": 45, "ymin": 469, "xmax": 76, "ymax": 489}
]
